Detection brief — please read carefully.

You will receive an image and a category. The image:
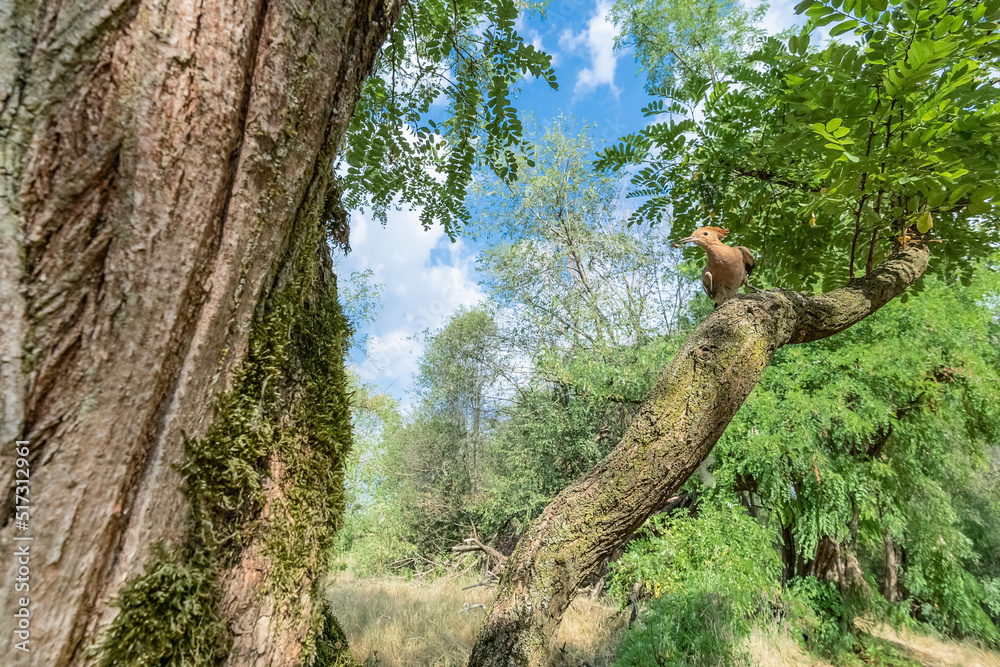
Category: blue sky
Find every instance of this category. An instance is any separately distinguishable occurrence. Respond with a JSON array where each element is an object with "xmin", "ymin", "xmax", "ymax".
[{"xmin": 337, "ymin": 0, "xmax": 808, "ymax": 404}]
